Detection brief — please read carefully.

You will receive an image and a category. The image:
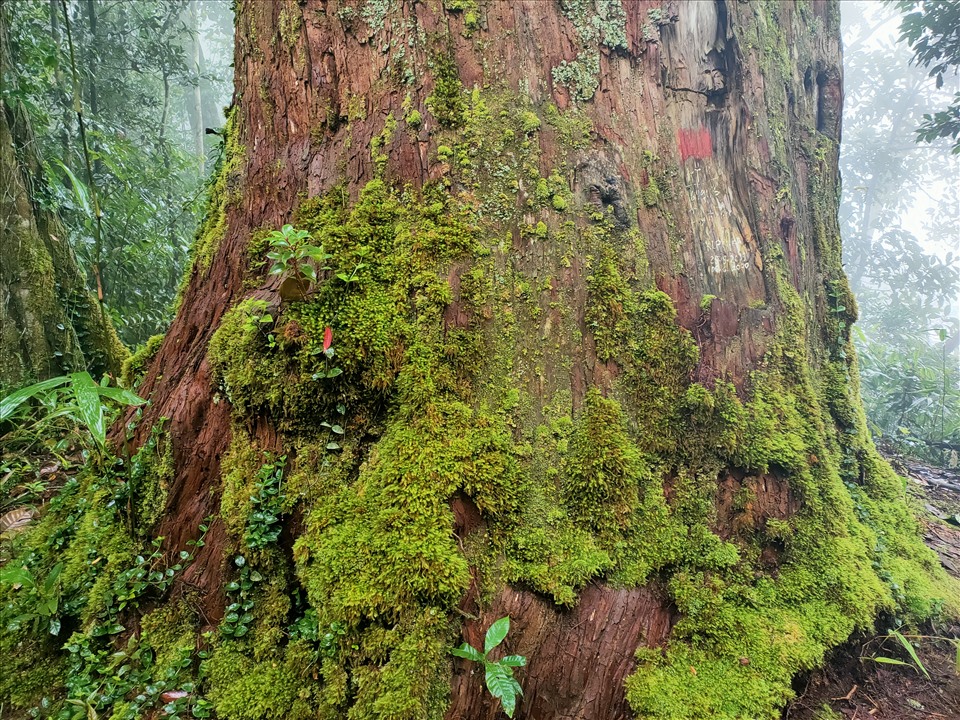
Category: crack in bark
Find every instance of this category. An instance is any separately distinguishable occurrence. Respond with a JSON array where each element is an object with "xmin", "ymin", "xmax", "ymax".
[{"xmin": 665, "ymin": 83, "xmax": 710, "ymax": 97}]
